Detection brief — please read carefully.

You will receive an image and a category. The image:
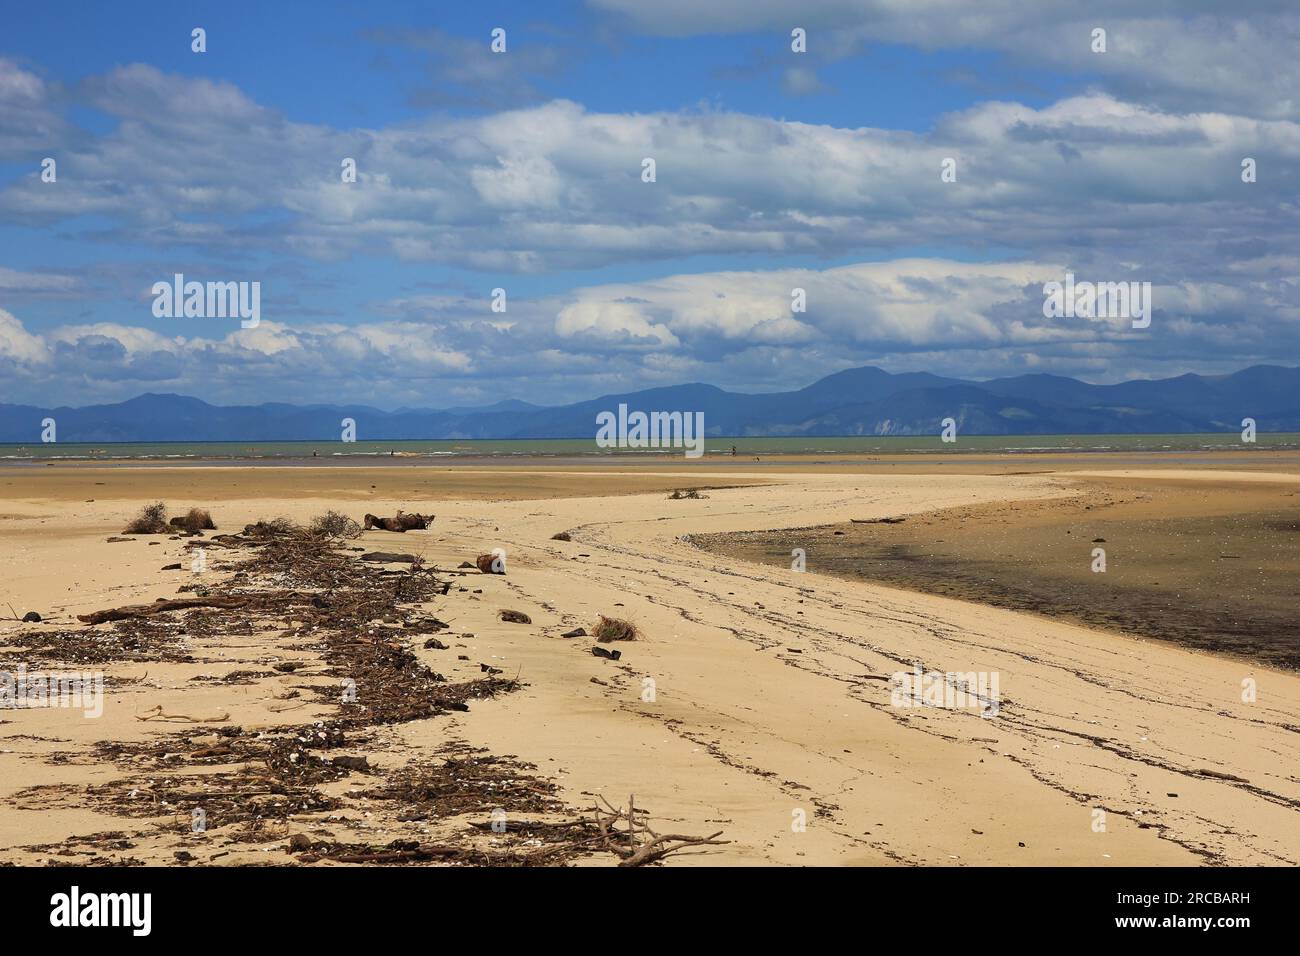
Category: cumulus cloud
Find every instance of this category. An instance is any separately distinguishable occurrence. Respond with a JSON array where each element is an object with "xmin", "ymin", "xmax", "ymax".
[
  {"xmin": 3, "ymin": 255, "xmax": 1296, "ymax": 406},
  {"xmin": 2, "ymin": 66, "xmax": 1295, "ymax": 286},
  {"xmin": 587, "ymin": 1, "xmax": 1300, "ymax": 120},
  {"xmin": 0, "ymin": 58, "xmax": 72, "ymax": 161},
  {"xmin": 1, "ymin": 31, "xmax": 1295, "ymax": 407}
]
